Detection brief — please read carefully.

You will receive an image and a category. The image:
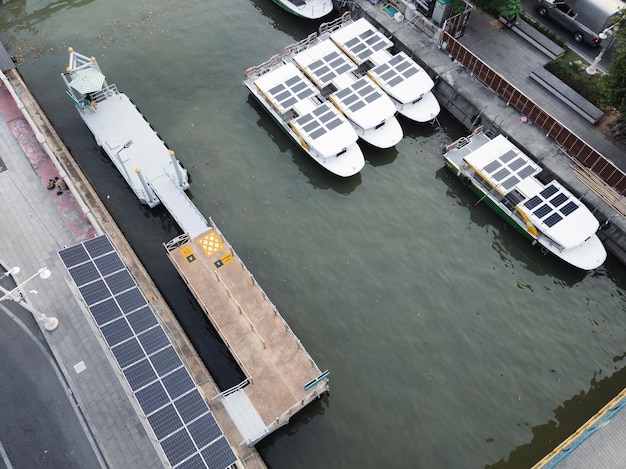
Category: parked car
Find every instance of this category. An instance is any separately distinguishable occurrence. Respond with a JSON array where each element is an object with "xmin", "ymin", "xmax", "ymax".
[{"xmin": 535, "ymin": 0, "xmax": 623, "ymax": 45}]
